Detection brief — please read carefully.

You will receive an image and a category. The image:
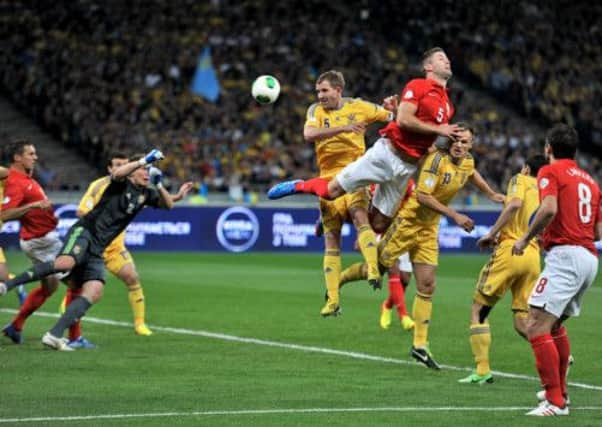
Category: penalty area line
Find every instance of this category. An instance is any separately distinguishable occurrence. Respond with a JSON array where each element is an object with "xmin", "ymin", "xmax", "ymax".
[
  {"xmin": 2, "ymin": 308, "xmax": 602, "ymax": 392},
  {"xmin": 3, "ymin": 406, "xmax": 602, "ymax": 423}
]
